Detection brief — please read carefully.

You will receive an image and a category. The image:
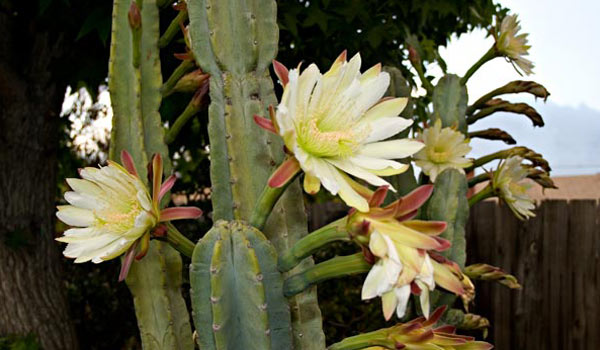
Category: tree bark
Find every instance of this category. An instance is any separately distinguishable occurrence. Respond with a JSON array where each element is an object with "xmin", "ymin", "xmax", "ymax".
[{"xmin": 0, "ymin": 9, "xmax": 79, "ymax": 350}]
